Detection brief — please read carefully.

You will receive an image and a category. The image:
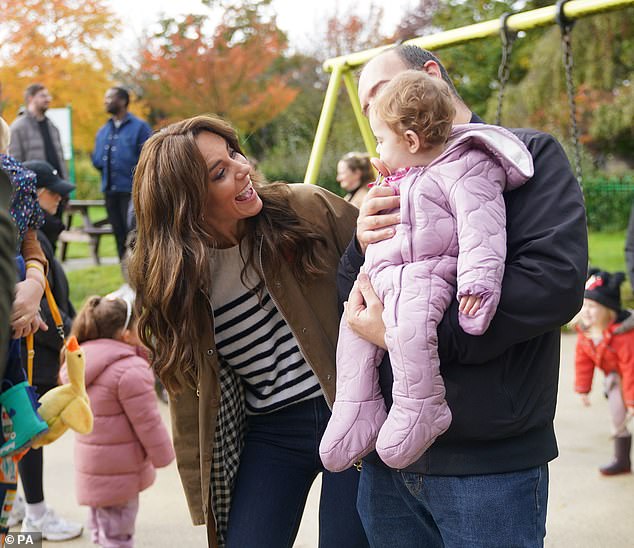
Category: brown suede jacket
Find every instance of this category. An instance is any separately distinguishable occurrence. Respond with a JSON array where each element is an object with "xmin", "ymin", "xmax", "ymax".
[{"xmin": 168, "ymin": 183, "xmax": 357, "ymax": 545}]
